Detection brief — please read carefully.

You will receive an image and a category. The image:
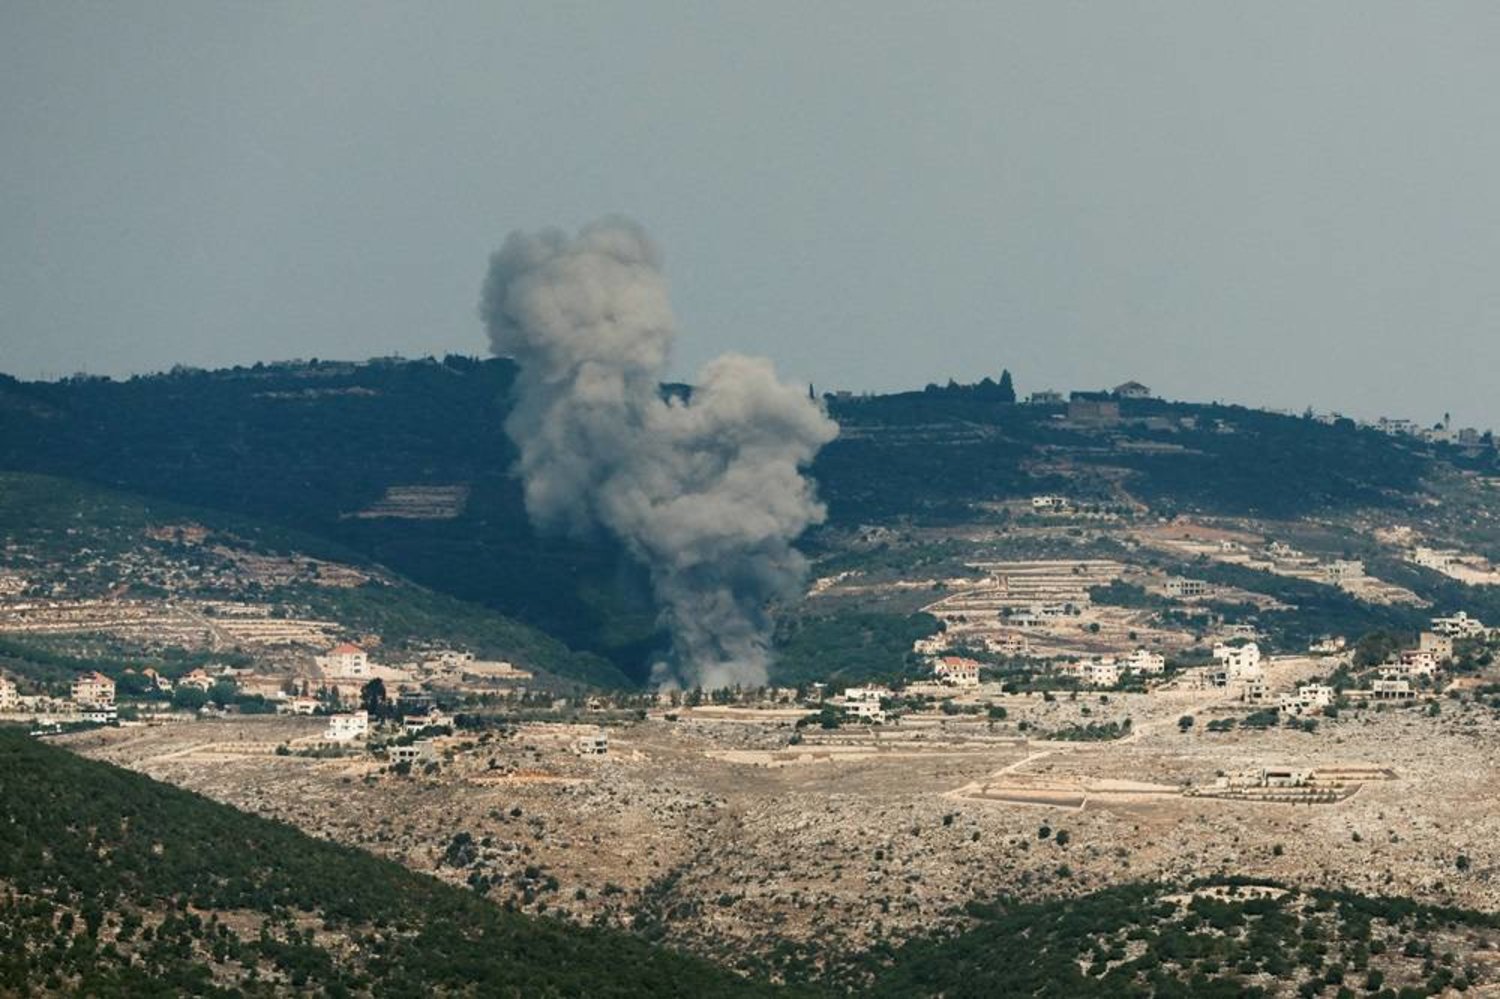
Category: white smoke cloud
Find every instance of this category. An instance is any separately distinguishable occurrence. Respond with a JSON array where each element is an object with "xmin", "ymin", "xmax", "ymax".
[{"xmin": 480, "ymin": 218, "xmax": 838, "ymax": 688}]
